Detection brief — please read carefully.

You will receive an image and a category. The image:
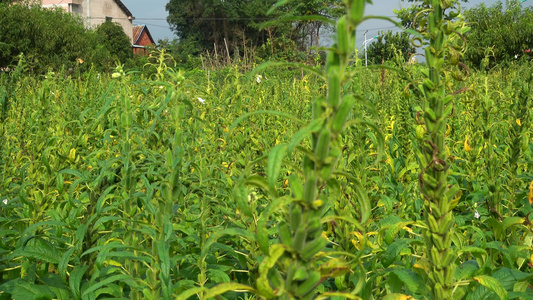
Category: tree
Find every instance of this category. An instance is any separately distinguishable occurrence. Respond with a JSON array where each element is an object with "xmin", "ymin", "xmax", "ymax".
[
  {"xmin": 0, "ymin": 3, "xmax": 101, "ymax": 72},
  {"xmin": 166, "ymin": 0, "xmax": 285, "ymax": 57},
  {"xmin": 165, "ymin": 0, "xmax": 344, "ymax": 59},
  {"xmin": 394, "ymin": 0, "xmax": 469, "ymax": 29},
  {"xmin": 95, "ymin": 21, "xmax": 133, "ymax": 65},
  {"xmin": 365, "ymin": 30, "xmax": 416, "ymax": 64},
  {"xmin": 463, "ymin": 0, "xmax": 533, "ymax": 68}
]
